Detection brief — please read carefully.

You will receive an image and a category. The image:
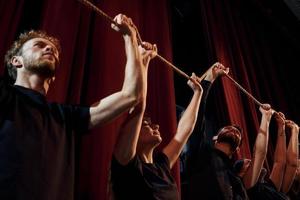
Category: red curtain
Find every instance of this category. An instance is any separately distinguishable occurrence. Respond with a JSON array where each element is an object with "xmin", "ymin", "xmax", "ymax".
[
  {"xmin": 2, "ymin": 0, "xmax": 300, "ymax": 199},
  {"xmin": 192, "ymin": 0, "xmax": 299, "ymax": 168},
  {"xmin": 0, "ymin": 0, "xmax": 177, "ymax": 199}
]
